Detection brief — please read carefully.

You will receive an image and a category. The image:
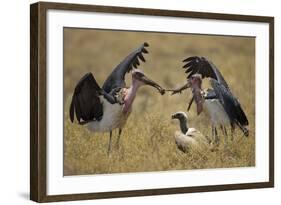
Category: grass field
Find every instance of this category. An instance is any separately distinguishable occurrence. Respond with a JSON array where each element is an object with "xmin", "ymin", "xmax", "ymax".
[{"xmin": 63, "ymin": 28, "xmax": 255, "ymax": 176}]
